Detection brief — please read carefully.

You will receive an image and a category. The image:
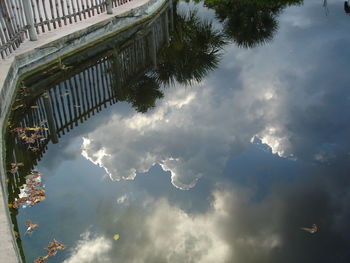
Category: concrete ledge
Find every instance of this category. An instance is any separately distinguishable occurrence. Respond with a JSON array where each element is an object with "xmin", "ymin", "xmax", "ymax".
[{"xmin": 0, "ymin": 0, "xmax": 169, "ymax": 262}]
